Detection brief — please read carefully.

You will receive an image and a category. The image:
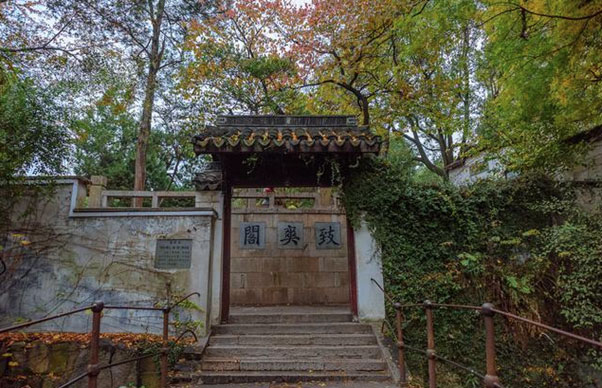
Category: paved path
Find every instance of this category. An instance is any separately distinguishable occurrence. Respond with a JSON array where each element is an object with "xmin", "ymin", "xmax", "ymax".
[
  {"xmin": 192, "ymin": 383, "xmax": 397, "ymax": 388},
  {"xmin": 229, "ymin": 305, "xmax": 351, "ymax": 314}
]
